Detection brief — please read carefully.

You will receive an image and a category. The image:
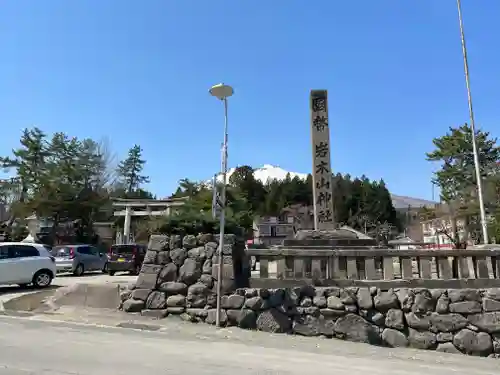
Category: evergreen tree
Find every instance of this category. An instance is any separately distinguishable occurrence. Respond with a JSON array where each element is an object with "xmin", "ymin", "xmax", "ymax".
[
  {"xmin": 427, "ymin": 124, "xmax": 500, "ymax": 204},
  {"xmin": 171, "ymin": 168, "xmax": 402, "ymax": 235},
  {"xmin": 229, "ymin": 166, "xmax": 266, "ymax": 213},
  {"xmin": 116, "ymin": 145, "xmax": 149, "ymax": 194},
  {"xmin": 426, "ymin": 123, "xmax": 500, "ymax": 243}
]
